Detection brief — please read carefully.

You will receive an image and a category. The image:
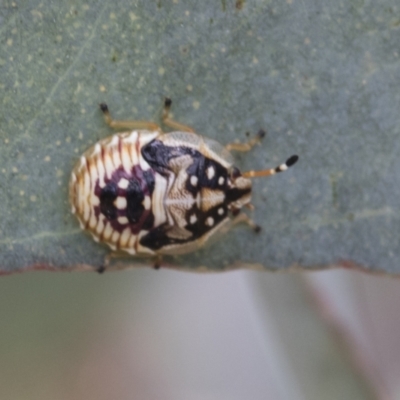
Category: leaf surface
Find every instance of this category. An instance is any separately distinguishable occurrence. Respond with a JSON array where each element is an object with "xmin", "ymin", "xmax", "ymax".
[{"xmin": 1, "ymin": 0, "xmax": 399, "ymax": 273}]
